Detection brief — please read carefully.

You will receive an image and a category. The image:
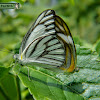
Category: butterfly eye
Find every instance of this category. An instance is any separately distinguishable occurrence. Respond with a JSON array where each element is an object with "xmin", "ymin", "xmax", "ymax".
[
  {"xmin": 14, "ymin": 9, "xmax": 76, "ymax": 73},
  {"xmin": 13, "ymin": 54, "xmax": 19, "ymax": 61}
]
